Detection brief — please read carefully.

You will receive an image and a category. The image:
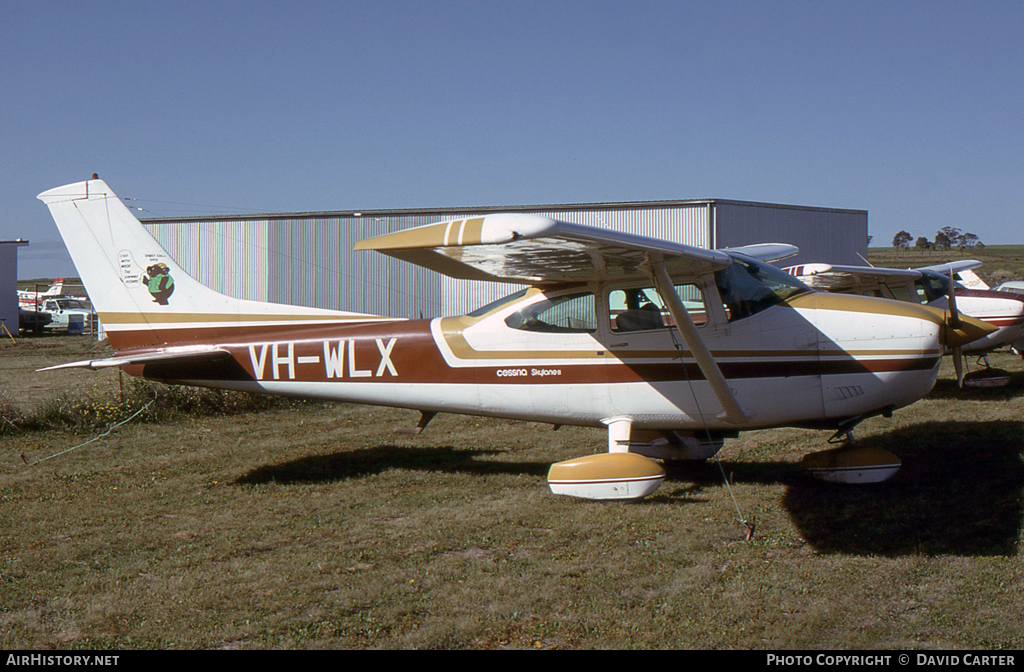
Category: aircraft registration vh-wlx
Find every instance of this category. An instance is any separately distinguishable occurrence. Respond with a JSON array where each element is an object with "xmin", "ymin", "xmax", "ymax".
[{"xmin": 37, "ymin": 178, "xmax": 996, "ymax": 500}]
